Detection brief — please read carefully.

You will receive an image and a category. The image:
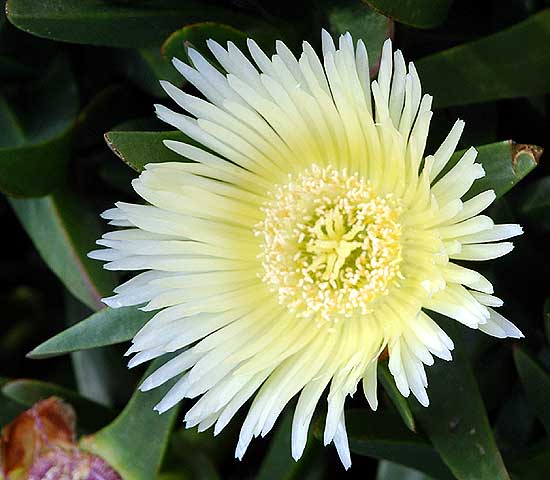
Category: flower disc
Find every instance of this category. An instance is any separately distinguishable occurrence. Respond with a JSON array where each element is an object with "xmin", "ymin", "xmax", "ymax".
[{"xmin": 257, "ymin": 165, "xmax": 403, "ymax": 324}]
